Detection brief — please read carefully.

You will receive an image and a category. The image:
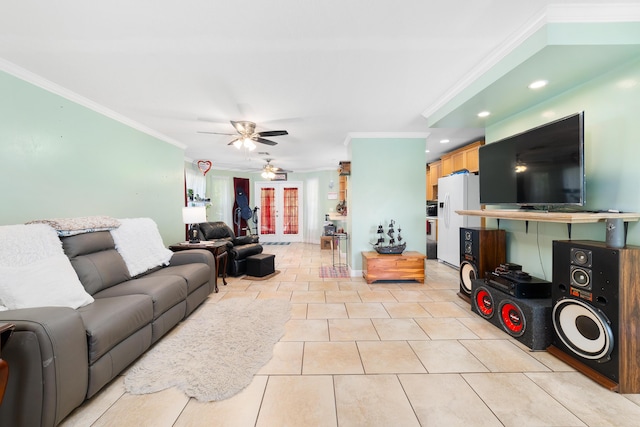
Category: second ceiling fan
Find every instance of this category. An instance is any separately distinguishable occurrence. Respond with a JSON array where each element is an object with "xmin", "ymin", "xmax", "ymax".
[
  {"xmin": 261, "ymin": 159, "xmax": 292, "ymax": 179},
  {"xmin": 198, "ymin": 120, "xmax": 288, "ymax": 150}
]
